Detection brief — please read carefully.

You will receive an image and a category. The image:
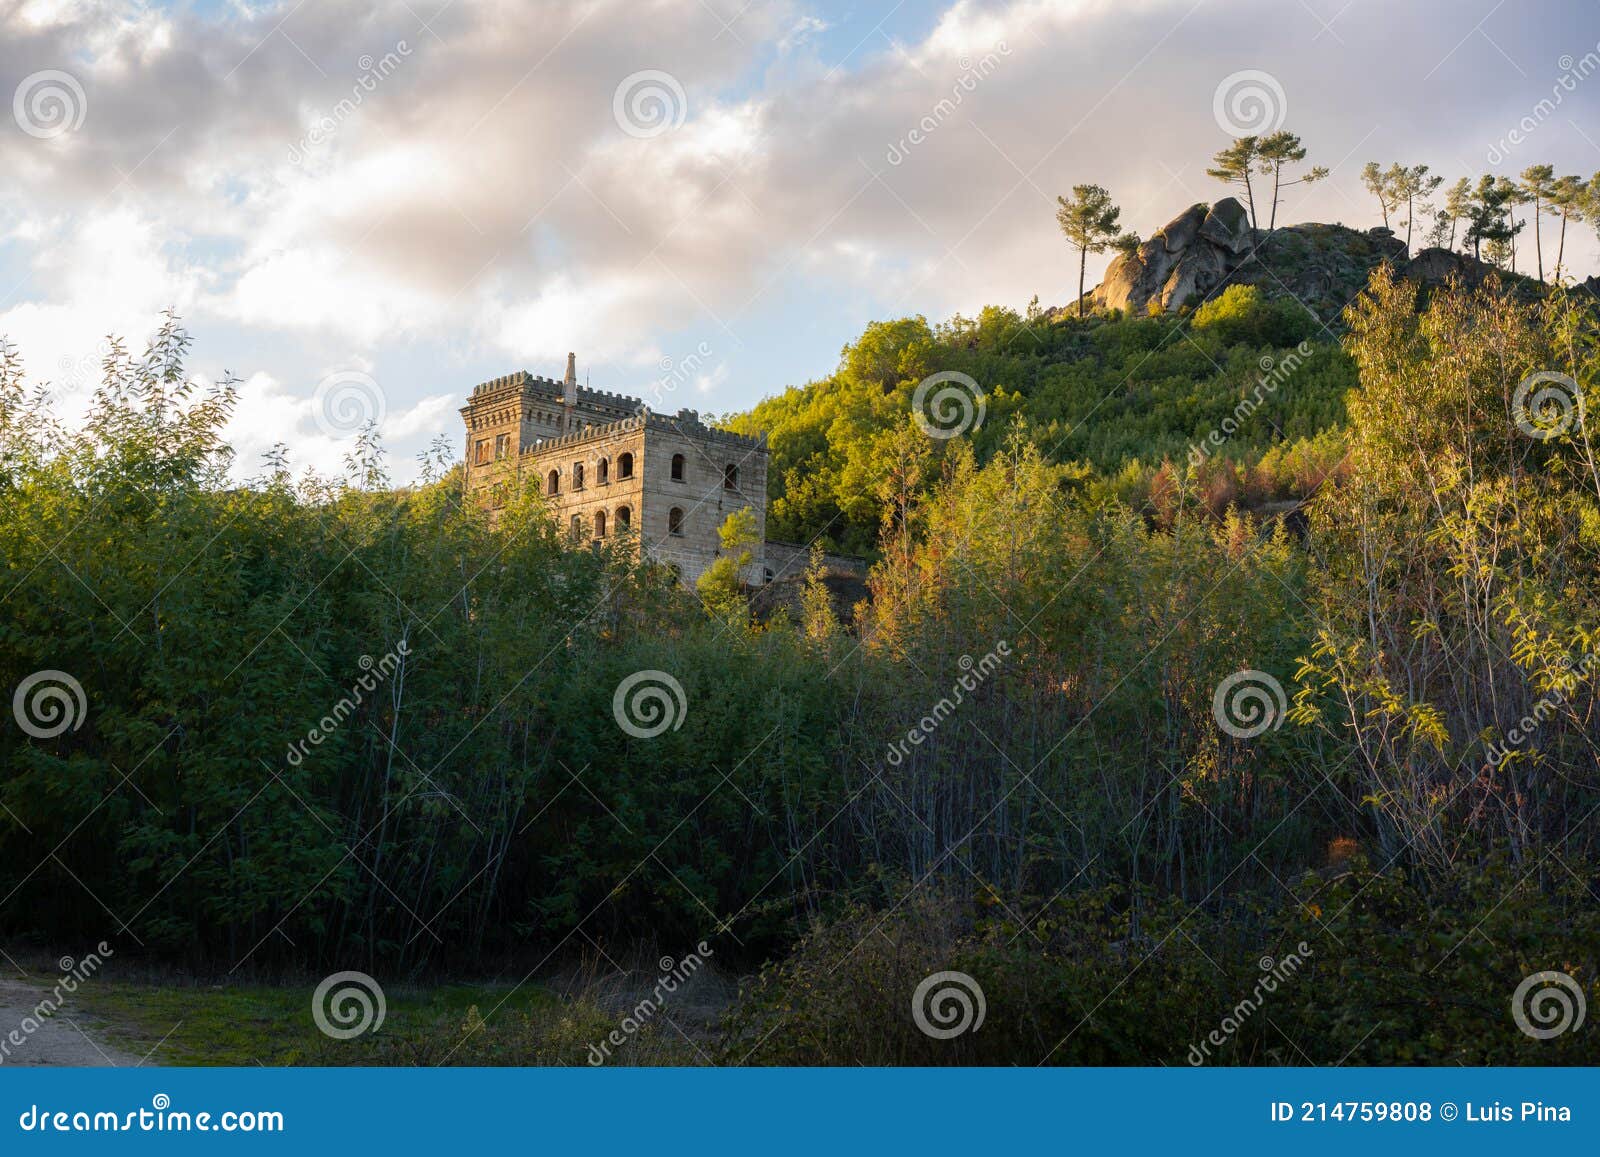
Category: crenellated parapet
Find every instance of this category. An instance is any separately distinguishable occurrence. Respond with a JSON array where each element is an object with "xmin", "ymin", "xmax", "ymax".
[
  {"xmin": 520, "ymin": 413, "xmax": 646, "ymax": 456},
  {"xmin": 463, "ymin": 355, "xmax": 770, "ymax": 589}
]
